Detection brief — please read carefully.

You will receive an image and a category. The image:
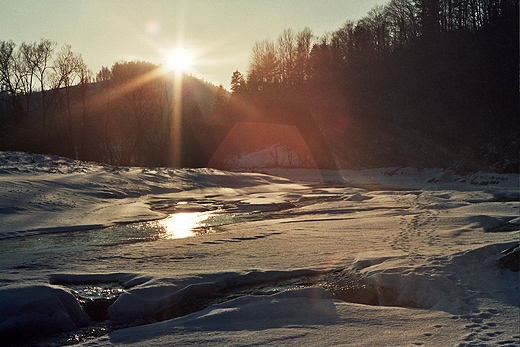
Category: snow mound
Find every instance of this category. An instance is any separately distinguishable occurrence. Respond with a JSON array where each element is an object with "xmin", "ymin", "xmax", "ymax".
[
  {"xmin": 188, "ymin": 287, "xmax": 336, "ymax": 328},
  {"xmin": 358, "ymin": 241, "xmax": 520, "ymax": 314},
  {"xmin": 107, "ymin": 269, "xmax": 320, "ymax": 323},
  {"xmin": 0, "ymin": 284, "xmax": 90, "ymax": 342},
  {"xmin": 94, "ymin": 288, "xmax": 337, "ymax": 346}
]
